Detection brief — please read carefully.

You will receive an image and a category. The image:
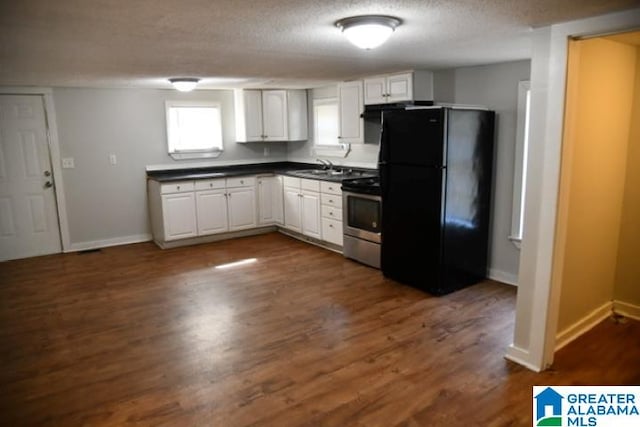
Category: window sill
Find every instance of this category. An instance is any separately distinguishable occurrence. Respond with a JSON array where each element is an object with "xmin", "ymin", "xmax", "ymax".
[
  {"xmin": 314, "ymin": 144, "xmax": 350, "ymax": 158},
  {"xmin": 170, "ymin": 150, "xmax": 223, "ymax": 160}
]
